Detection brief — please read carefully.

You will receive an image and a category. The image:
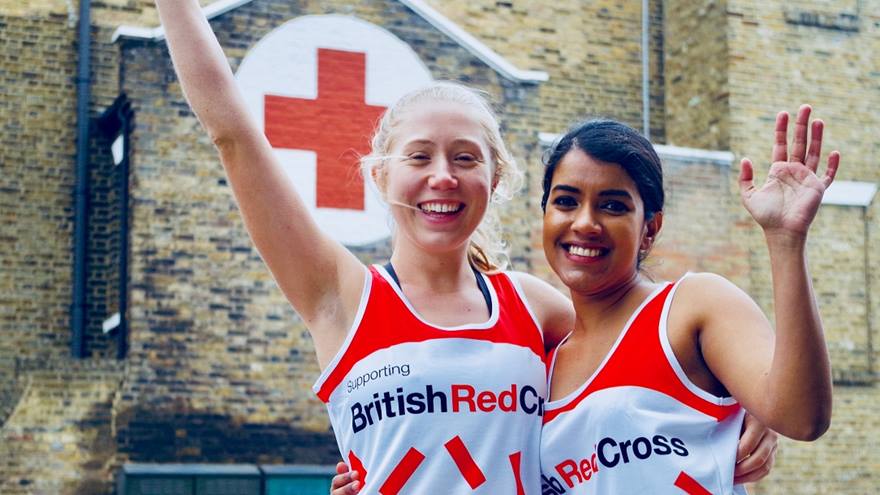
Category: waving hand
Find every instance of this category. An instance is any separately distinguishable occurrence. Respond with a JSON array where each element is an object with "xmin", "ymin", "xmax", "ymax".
[{"xmin": 739, "ymin": 105, "xmax": 840, "ymax": 237}]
